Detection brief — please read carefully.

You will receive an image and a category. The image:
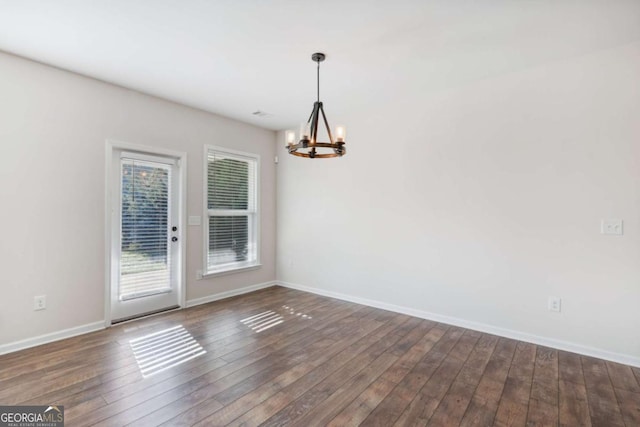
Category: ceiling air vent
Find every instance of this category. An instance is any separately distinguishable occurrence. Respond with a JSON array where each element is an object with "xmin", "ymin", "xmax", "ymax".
[{"xmin": 252, "ymin": 110, "xmax": 273, "ymax": 118}]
